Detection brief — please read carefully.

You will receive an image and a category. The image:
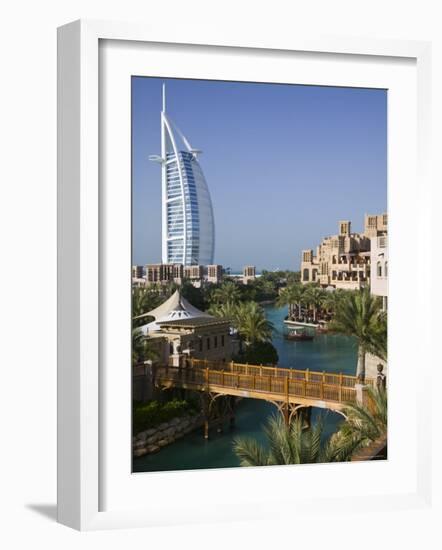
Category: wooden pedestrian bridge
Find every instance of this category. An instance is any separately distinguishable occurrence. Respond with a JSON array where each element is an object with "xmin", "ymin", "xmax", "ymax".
[{"xmin": 156, "ymin": 358, "xmax": 374, "ymax": 427}]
